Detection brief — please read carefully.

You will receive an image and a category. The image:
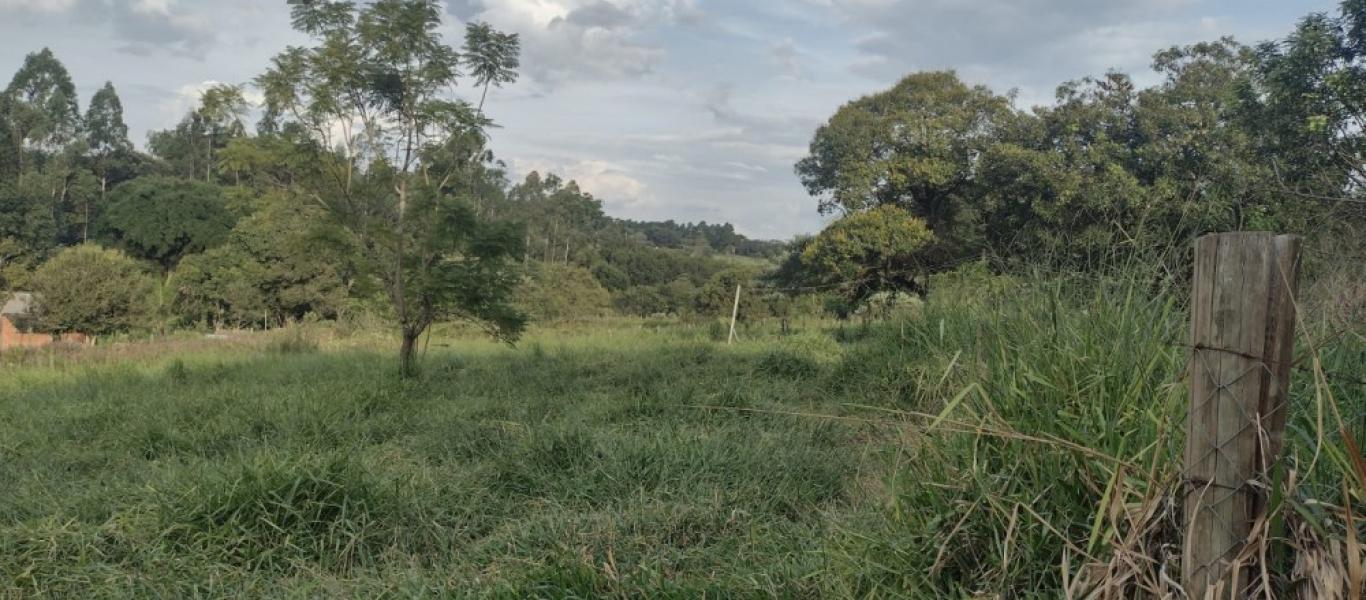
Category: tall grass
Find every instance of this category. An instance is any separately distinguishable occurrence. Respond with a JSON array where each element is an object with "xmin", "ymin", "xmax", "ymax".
[
  {"xmin": 822, "ymin": 263, "xmax": 1364, "ymax": 597},
  {"xmin": 0, "ymin": 263, "xmax": 1360, "ymax": 597}
]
